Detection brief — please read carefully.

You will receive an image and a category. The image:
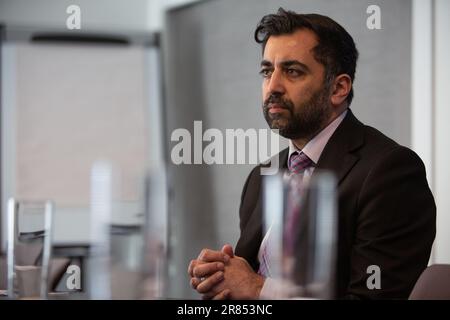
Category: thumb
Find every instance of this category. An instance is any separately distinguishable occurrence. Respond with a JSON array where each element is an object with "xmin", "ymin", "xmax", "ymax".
[{"xmin": 221, "ymin": 244, "xmax": 234, "ymax": 258}]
